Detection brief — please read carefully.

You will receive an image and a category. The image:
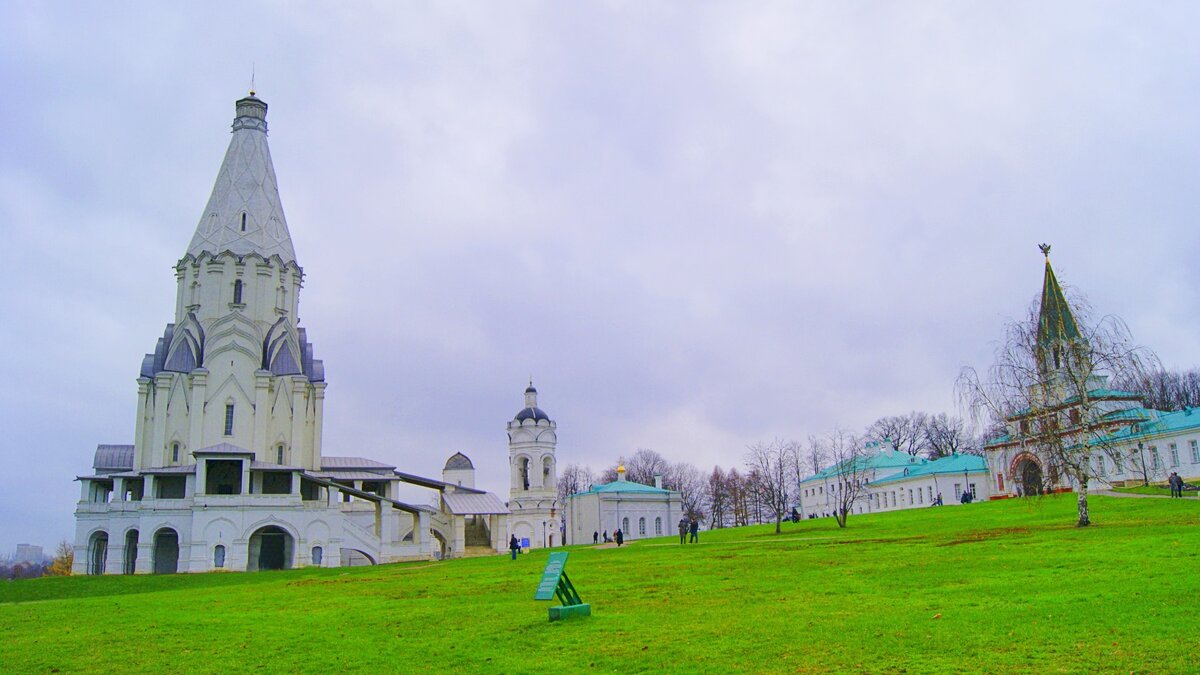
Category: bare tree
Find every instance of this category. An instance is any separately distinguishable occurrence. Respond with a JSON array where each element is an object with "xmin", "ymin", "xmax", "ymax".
[
  {"xmin": 958, "ymin": 251, "xmax": 1157, "ymax": 527},
  {"xmin": 865, "ymin": 412, "xmax": 928, "ymax": 456},
  {"xmin": 666, "ymin": 461, "xmax": 707, "ymax": 521},
  {"xmin": 745, "ymin": 439, "xmax": 795, "ymax": 533},
  {"xmin": 923, "ymin": 413, "xmax": 978, "ymax": 459},
  {"xmin": 556, "ymin": 463, "xmax": 595, "ymax": 505},
  {"xmin": 598, "ymin": 448, "xmax": 670, "ymax": 485},
  {"xmin": 727, "ymin": 467, "xmax": 750, "ymax": 526},
  {"xmin": 1117, "ymin": 366, "xmax": 1200, "ymax": 412},
  {"xmin": 824, "ymin": 429, "xmax": 869, "ymax": 528},
  {"xmin": 706, "ymin": 466, "xmax": 730, "ymax": 528}
]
